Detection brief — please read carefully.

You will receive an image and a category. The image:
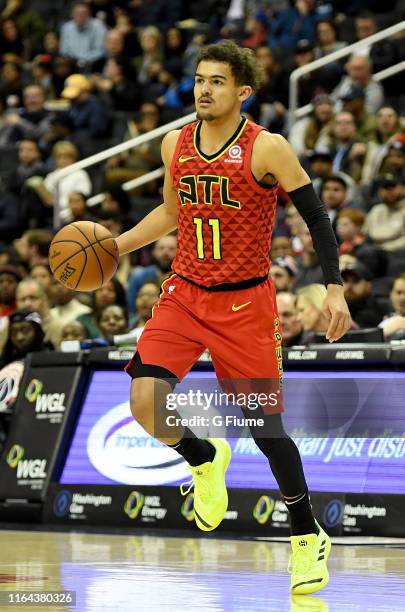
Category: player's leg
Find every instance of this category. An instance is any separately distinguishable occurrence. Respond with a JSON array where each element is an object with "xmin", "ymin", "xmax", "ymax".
[
  {"xmin": 126, "ymin": 276, "xmax": 230, "ymax": 531},
  {"xmin": 242, "ymin": 411, "xmax": 331, "ymax": 594},
  {"xmin": 206, "ymin": 279, "xmax": 330, "ymax": 592}
]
